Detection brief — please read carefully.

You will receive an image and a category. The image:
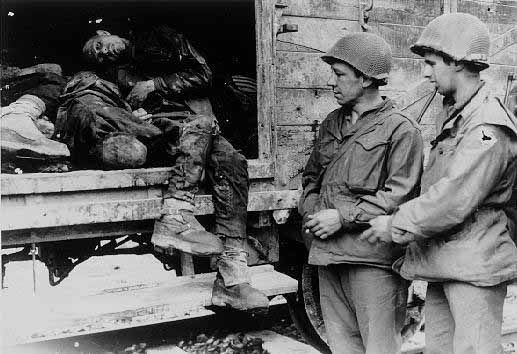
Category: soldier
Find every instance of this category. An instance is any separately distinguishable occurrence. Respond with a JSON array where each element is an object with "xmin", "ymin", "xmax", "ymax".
[
  {"xmin": 298, "ymin": 32, "xmax": 424, "ymax": 353},
  {"xmin": 56, "ymin": 26, "xmax": 269, "ymax": 310},
  {"xmin": 361, "ymin": 13, "xmax": 517, "ymax": 353}
]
